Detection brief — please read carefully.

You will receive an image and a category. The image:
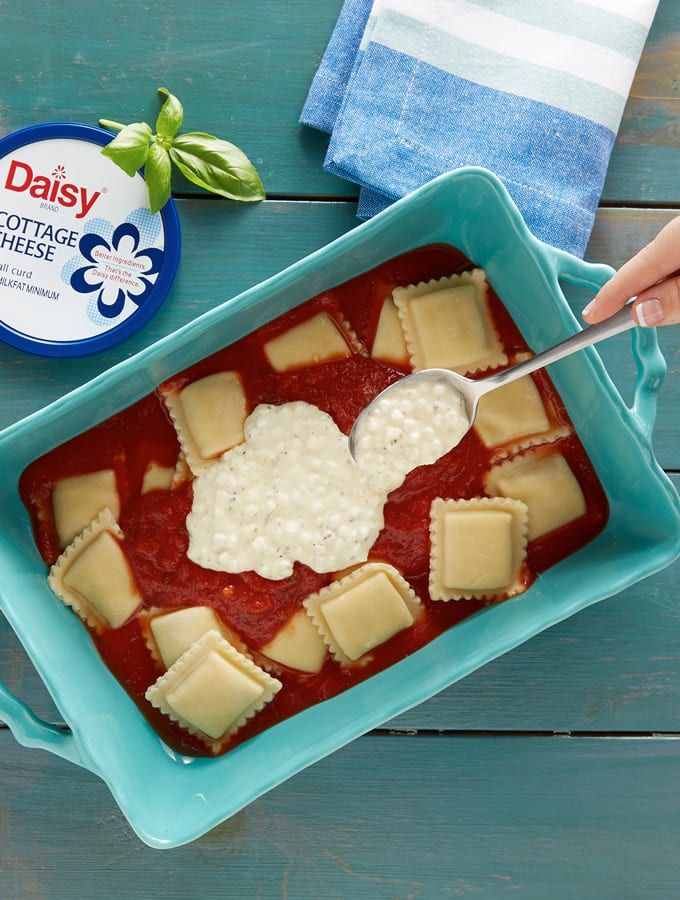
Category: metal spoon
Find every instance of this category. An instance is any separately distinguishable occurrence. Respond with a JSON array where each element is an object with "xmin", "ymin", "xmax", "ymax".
[{"xmin": 349, "ymin": 304, "xmax": 636, "ymax": 460}]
